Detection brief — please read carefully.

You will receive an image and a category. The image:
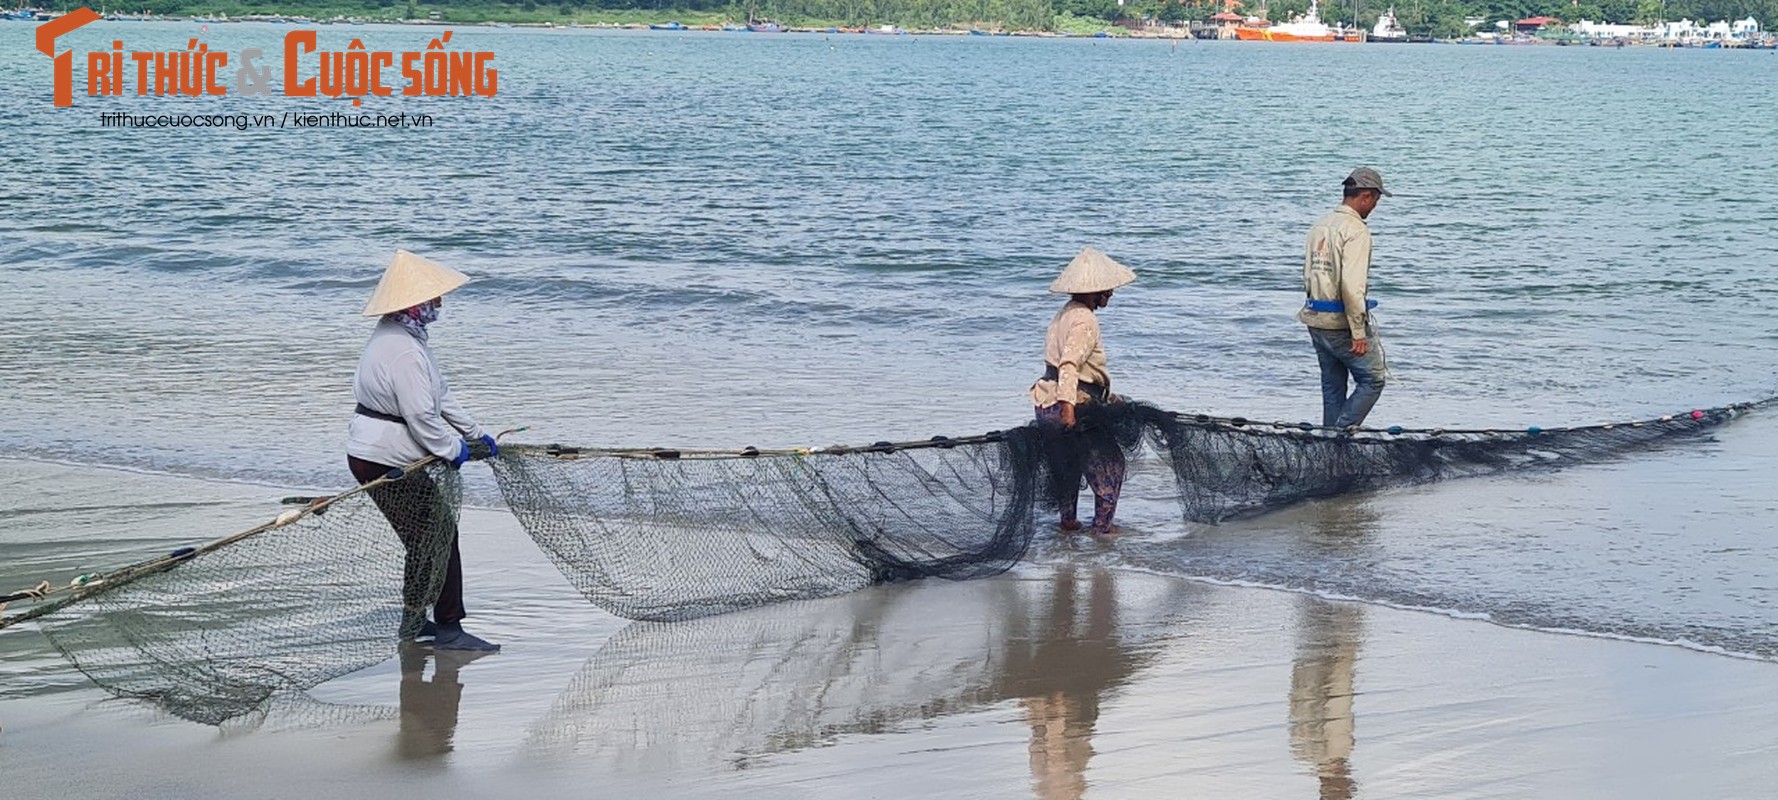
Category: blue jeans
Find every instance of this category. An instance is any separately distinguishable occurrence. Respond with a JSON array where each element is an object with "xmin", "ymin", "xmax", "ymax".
[{"xmin": 1308, "ymin": 327, "xmax": 1386, "ymax": 428}]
